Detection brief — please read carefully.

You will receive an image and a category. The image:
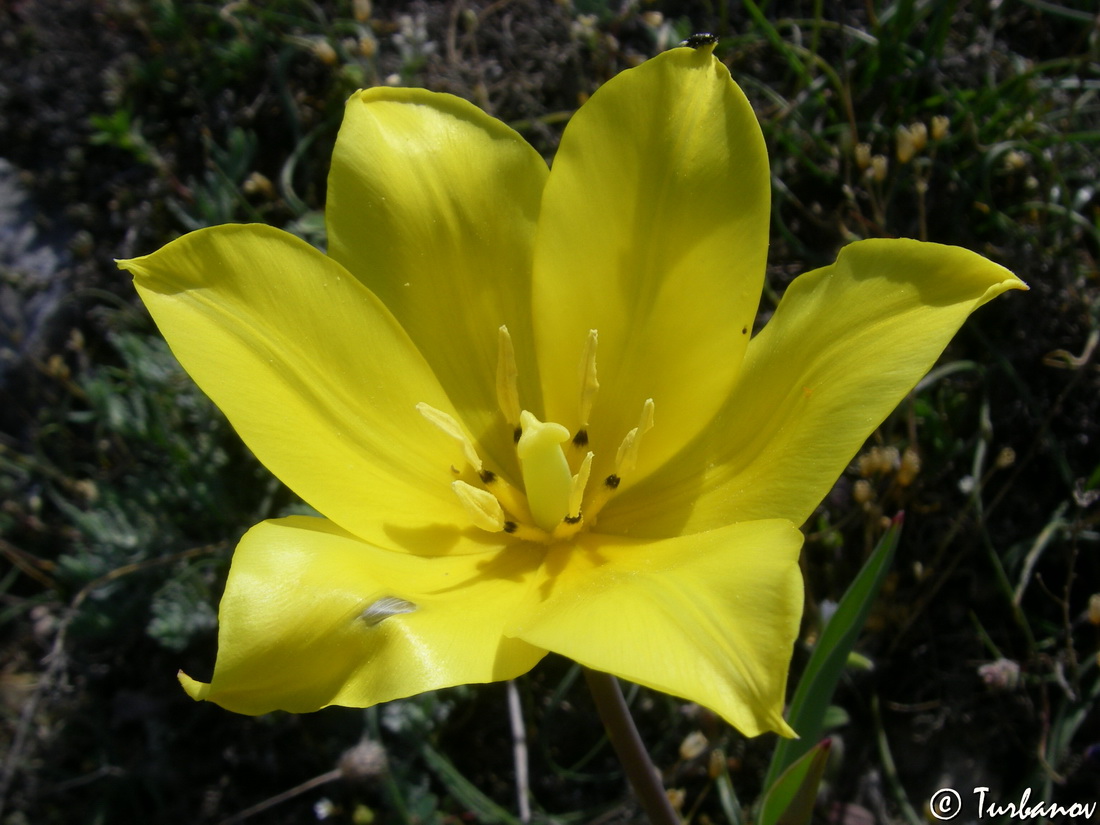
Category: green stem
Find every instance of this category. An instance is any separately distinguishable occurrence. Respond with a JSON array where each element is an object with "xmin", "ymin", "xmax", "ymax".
[{"xmin": 583, "ymin": 668, "xmax": 680, "ymax": 825}]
